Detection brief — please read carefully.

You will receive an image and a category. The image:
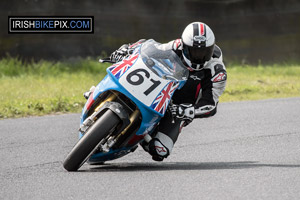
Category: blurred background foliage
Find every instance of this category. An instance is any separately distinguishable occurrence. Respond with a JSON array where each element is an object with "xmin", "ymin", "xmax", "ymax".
[{"xmin": 0, "ymin": 0, "xmax": 300, "ymax": 65}]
